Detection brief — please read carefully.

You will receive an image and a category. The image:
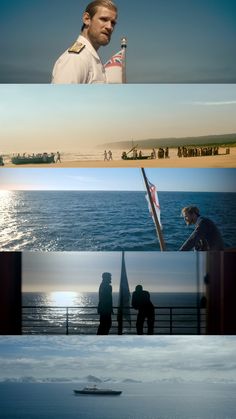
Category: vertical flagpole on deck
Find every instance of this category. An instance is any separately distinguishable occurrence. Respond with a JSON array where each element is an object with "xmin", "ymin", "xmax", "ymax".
[
  {"xmin": 117, "ymin": 251, "xmax": 124, "ymax": 335},
  {"xmin": 121, "ymin": 37, "xmax": 127, "ymax": 84},
  {"xmin": 117, "ymin": 251, "xmax": 131, "ymax": 334},
  {"xmin": 141, "ymin": 168, "xmax": 166, "ymax": 251}
]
